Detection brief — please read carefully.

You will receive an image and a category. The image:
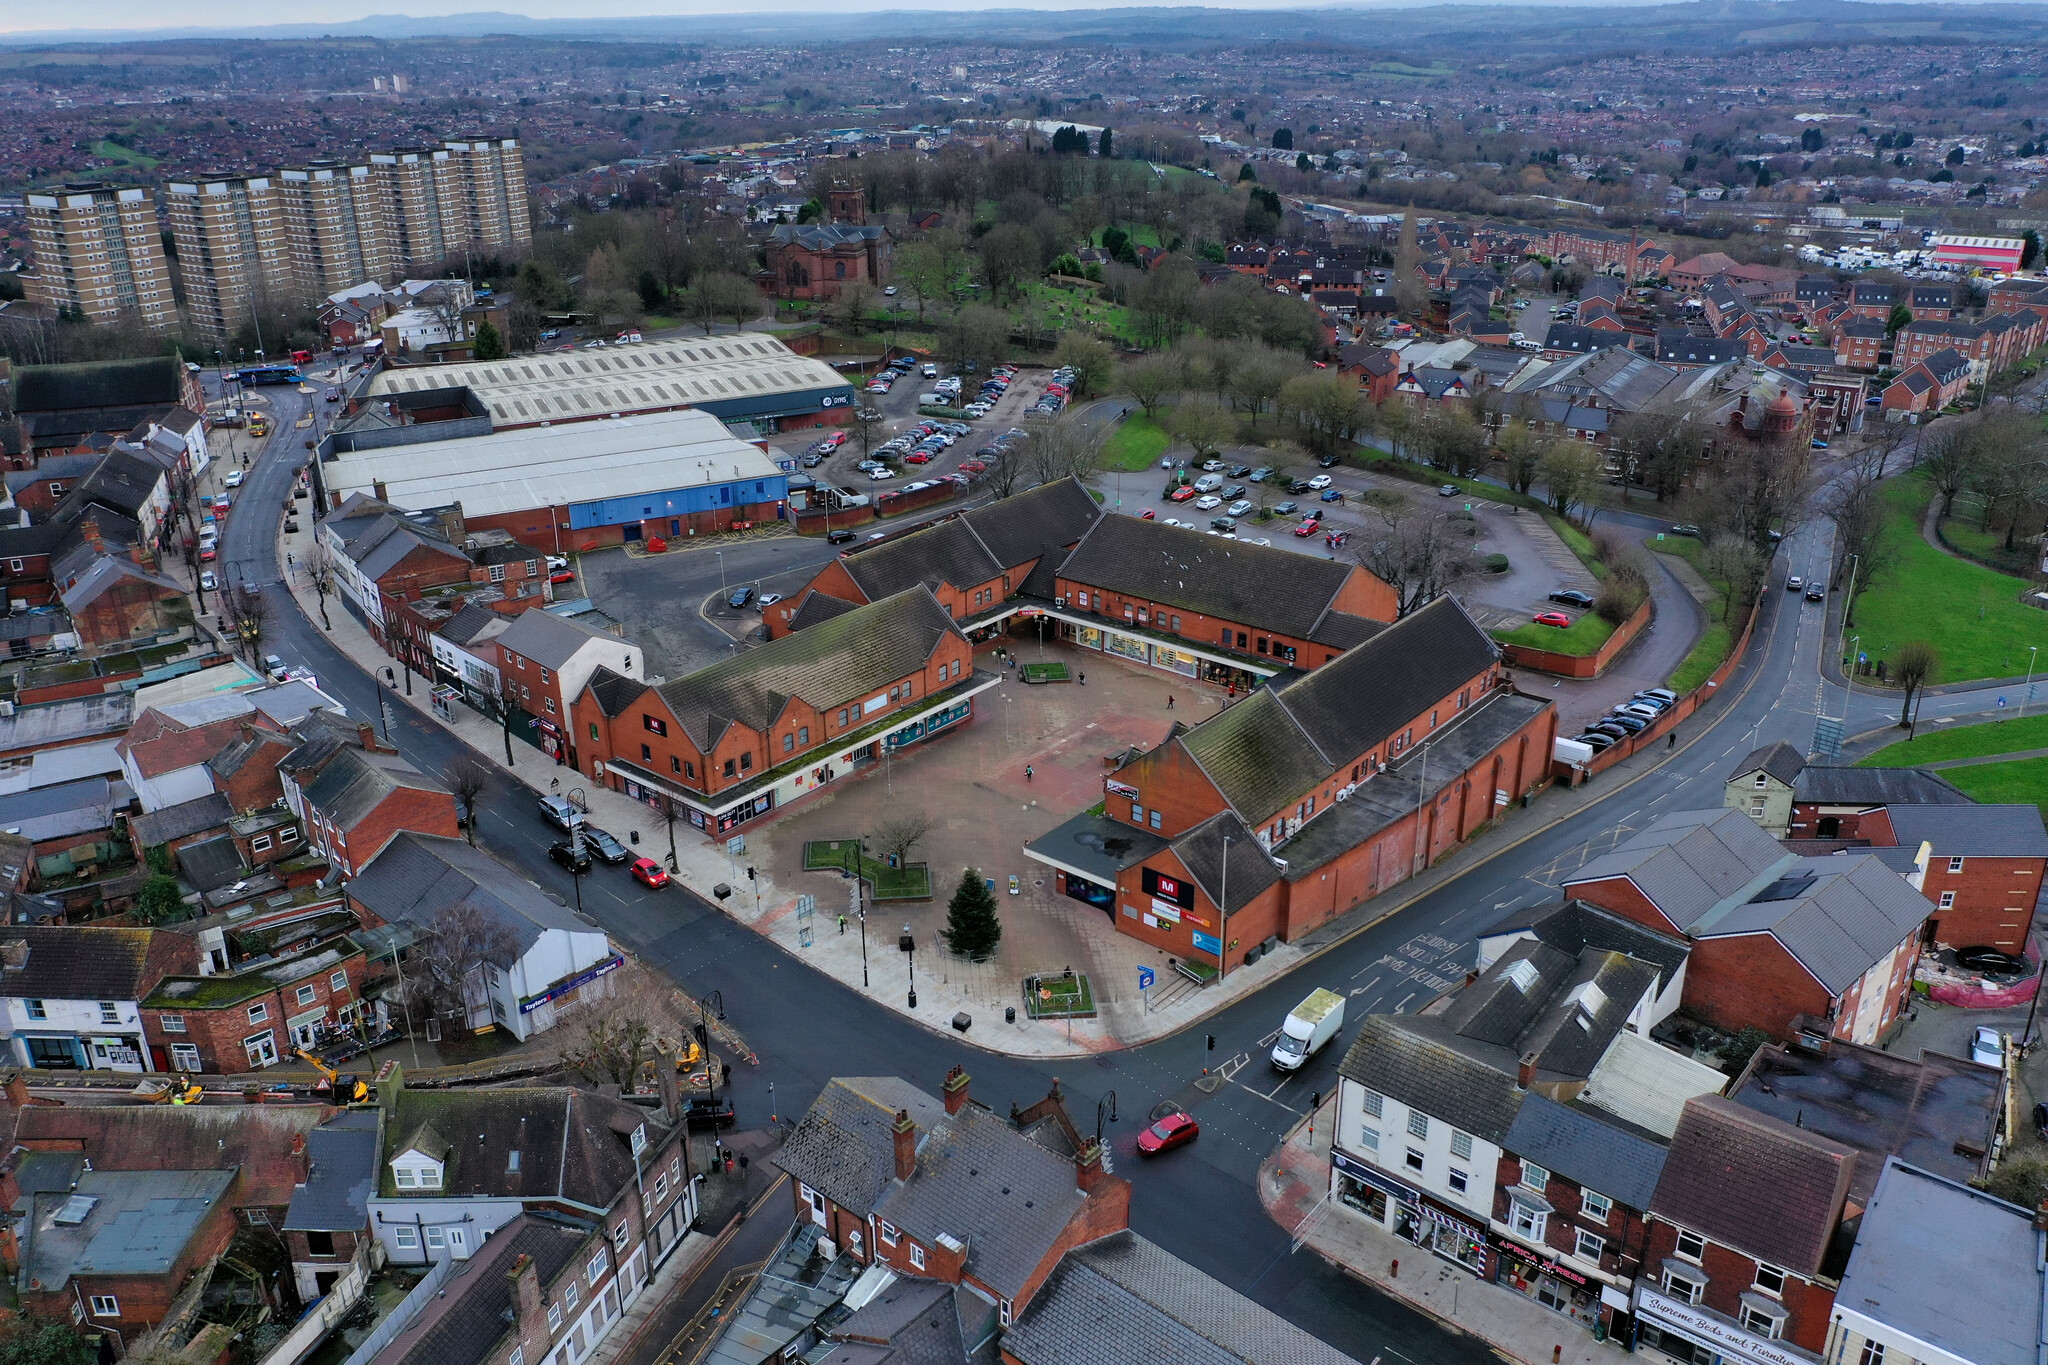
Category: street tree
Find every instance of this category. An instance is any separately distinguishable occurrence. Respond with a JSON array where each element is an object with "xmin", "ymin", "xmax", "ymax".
[
  {"xmin": 1227, "ymin": 346, "xmax": 1306, "ymax": 425},
  {"xmin": 829, "ymin": 279, "xmax": 880, "ymax": 334},
  {"xmin": 1892, "ymin": 641, "xmax": 1939, "ymax": 728},
  {"xmin": 1538, "ymin": 441, "xmax": 1603, "ymax": 523},
  {"xmin": 556, "ymin": 962, "xmax": 693, "ymax": 1087},
  {"xmin": 874, "ymin": 809, "xmax": 937, "ymax": 869},
  {"xmin": 407, "ymin": 901, "xmax": 521, "ymax": 1026},
  {"xmin": 449, "ymin": 757, "xmax": 492, "ymax": 846},
  {"xmin": 1700, "ymin": 537, "xmax": 1768, "ymax": 622},
  {"xmin": 941, "ymin": 866, "xmax": 1002, "ymax": 961},
  {"xmin": 1823, "ymin": 447, "xmax": 1899, "ymax": 609},
  {"xmin": 1354, "ymin": 503, "xmax": 1480, "ymax": 618},
  {"xmin": 304, "ymin": 543, "xmax": 336, "ymax": 632},
  {"xmin": 1052, "ymin": 332, "xmax": 1116, "ymax": 398},
  {"xmin": 1024, "ymin": 410, "xmax": 1107, "ymax": 486},
  {"xmin": 894, "ymin": 241, "xmax": 952, "ymax": 320},
  {"xmin": 1278, "ymin": 372, "xmax": 1365, "ymax": 454},
  {"xmin": 1166, "ymin": 398, "xmax": 1236, "ymax": 459},
  {"xmin": 479, "ymin": 670, "xmax": 524, "ymax": 765},
  {"xmin": 1123, "ymin": 355, "xmax": 1182, "ymax": 419},
  {"xmin": 218, "ymin": 584, "xmax": 268, "ymax": 661}
]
